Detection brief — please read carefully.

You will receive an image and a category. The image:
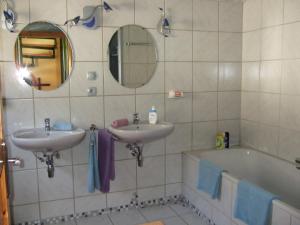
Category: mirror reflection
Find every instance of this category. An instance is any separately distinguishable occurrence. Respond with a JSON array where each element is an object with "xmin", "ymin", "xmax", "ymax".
[
  {"xmin": 108, "ymin": 25, "xmax": 157, "ymax": 88},
  {"xmin": 14, "ymin": 21, "xmax": 73, "ymax": 91}
]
